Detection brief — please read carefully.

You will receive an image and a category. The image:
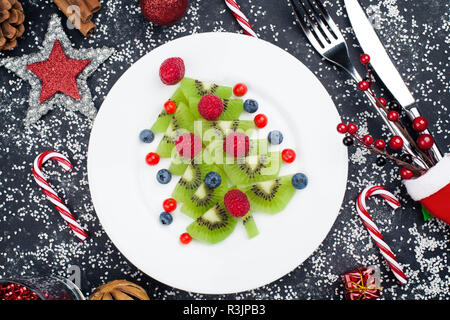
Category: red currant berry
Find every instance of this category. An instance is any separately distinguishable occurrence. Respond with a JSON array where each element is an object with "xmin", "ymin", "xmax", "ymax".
[
  {"xmin": 336, "ymin": 123, "xmax": 348, "ymax": 134},
  {"xmin": 233, "ymin": 83, "xmax": 248, "ymax": 97},
  {"xmin": 360, "ymin": 53, "xmax": 371, "ymax": 65},
  {"xmin": 254, "ymin": 114, "xmax": 268, "ymax": 128},
  {"xmin": 163, "ymin": 198, "xmax": 177, "ymax": 212},
  {"xmin": 378, "ymin": 97, "xmax": 387, "ymax": 106},
  {"xmin": 416, "ymin": 134, "xmax": 434, "ymax": 151},
  {"xmin": 362, "ymin": 135, "xmax": 374, "ymax": 146},
  {"xmin": 164, "ymin": 100, "xmax": 177, "ymax": 114},
  {"xmin": 374, "ymin": 139, "xmax": 386, "ymax": 149},
  {"xmin": 145, "ymin": 152, "xmax": 160, "ymax": 165},
  {"xmin": 387, "ymin": 110, "xmax": 399, "ymax": 122},
  {"xmin": 400, "ymin": 167, "xmax": 414, "ymax": 180},
  {"xmin": 358, "ymin": 80, "xmax": 370, "ymax": 91},
  {"xmin": 281, "ymin": 148, "xmax": 296, "ymax": 163},
  {"xmin": 389, "ymin": 136, "xmax": 404, "ymax": 150},
  {"xmin": 347, "ymin": 123, "xmax": 358, "ymax": 134},
  {"xmin": 180, "ymin": 232, "xmax": 192, "ymax": 244},
  {"xmin": 412, "ymin": 116, "xmax": 428, "ymax": 132}
]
